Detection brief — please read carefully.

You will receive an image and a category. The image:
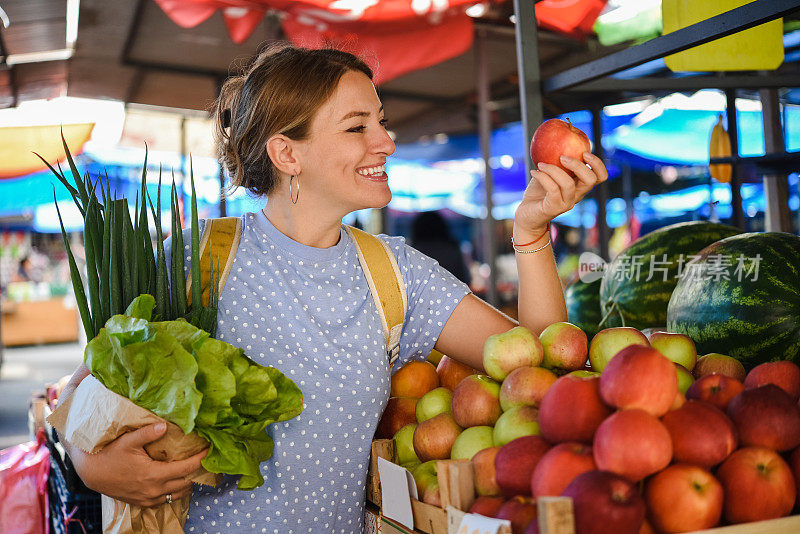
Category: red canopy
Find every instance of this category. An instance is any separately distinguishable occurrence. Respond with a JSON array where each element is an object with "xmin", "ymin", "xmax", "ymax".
[
  {"xmin": 535, "ymin": 0, "xmax": 606, "ymax": 41},
  {"xmin": 153, "ymin": 0, "xmax": 481, "ymax": 84},
  {"xmin": 154, "ymin": 0, "xmax": 607, "ymax": 83}
]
